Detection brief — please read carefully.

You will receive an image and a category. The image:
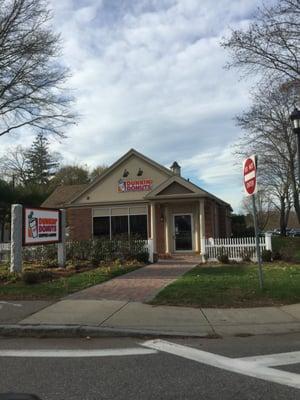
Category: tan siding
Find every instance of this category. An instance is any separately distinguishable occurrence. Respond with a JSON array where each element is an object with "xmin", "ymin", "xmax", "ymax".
[{"xmin": 76, "ymin": 155, "xmax": 169, "ymax": 204}]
